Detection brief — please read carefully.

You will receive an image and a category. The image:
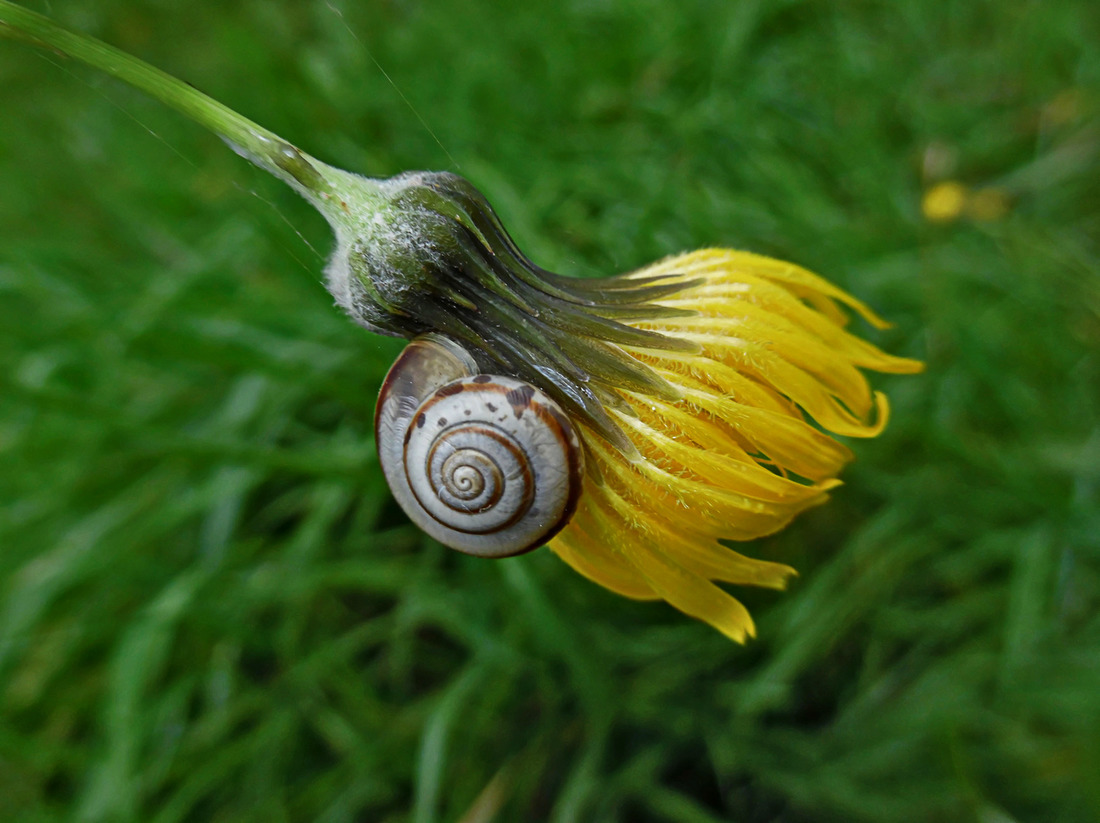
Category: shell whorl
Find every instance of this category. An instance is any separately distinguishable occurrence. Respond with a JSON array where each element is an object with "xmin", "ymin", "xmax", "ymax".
[{"xmin": 375, "ymin": 335, "xmax": 584, "ymax": 558}]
